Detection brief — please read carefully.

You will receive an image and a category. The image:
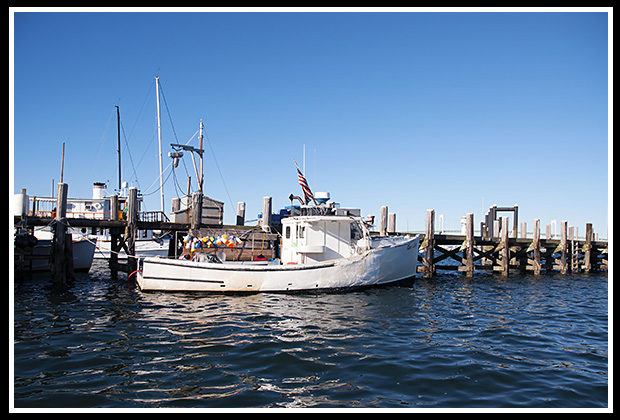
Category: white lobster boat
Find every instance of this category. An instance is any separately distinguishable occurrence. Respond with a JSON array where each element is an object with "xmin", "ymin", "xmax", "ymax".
[{"xmin": 137, "ymin": 202, "xmax": 419, "ymax": 293}]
